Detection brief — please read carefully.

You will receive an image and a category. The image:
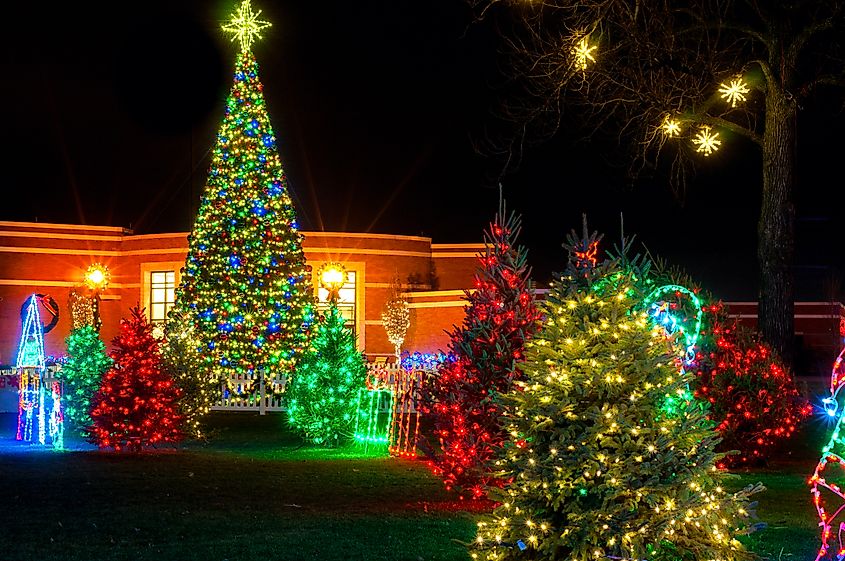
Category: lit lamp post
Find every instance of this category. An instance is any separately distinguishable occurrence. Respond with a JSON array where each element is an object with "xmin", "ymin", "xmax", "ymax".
[
  {"xmin": 84, "ymin": 263, "xmax": 110, "ymax": 293},
  {"xmin": 318, "ymin": 262, "xmax": 347, "ymax": 307},
  {"xmin": 80, "ymin": 263, "xmax": 110, "ymax": 331}
]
